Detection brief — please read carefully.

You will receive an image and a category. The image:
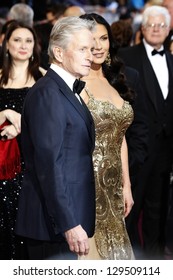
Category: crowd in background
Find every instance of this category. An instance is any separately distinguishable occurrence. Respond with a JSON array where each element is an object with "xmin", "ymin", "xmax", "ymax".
[{"xmin": 0, "ymin": 1, "xmax": 171, "ymax": 50}]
